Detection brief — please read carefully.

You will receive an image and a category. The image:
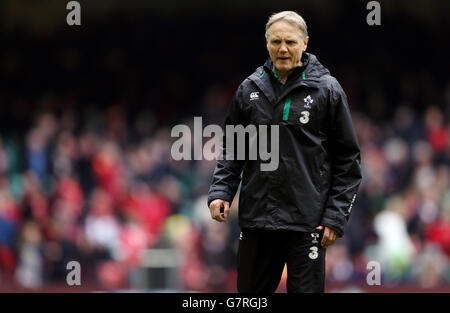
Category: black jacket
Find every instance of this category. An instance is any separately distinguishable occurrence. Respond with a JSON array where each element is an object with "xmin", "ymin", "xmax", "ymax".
[{"xmin": 207, "ymin": 53, "xmax": 362, "ymax": 237}]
